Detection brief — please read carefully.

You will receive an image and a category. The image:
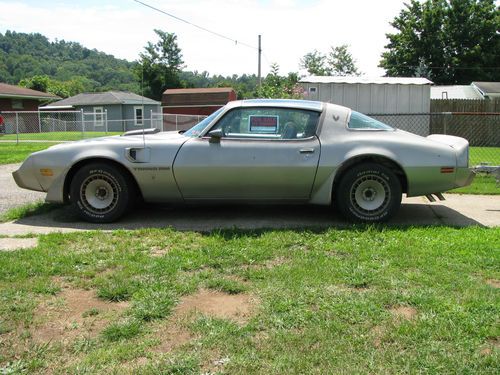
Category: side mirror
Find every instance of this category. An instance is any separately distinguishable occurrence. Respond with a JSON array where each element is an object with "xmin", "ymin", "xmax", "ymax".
[{"xmin": 208, "ymin": 128, "xmax": 224, "ymax": 142}]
